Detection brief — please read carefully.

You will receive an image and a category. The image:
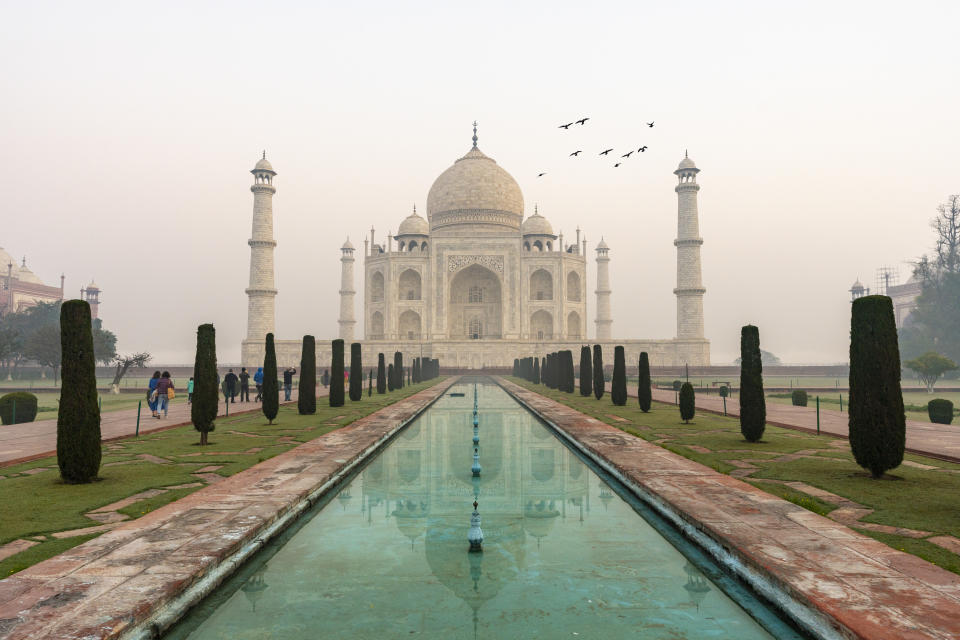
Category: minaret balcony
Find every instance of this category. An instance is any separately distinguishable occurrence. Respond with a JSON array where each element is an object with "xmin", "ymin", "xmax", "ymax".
[
  {"xmin": 673, "ymin": 238, "xmax": 704, "ymax": 247},
  {"xmin": 248, "ymin": 239, "xmax": 278, "ymax": 248}
]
